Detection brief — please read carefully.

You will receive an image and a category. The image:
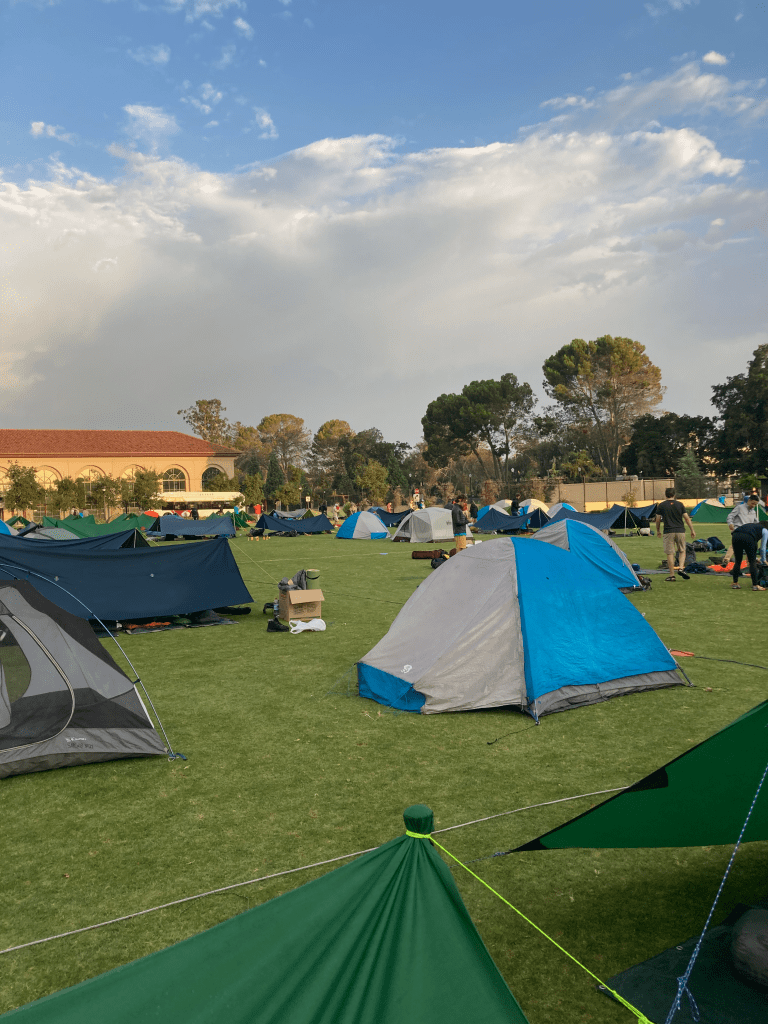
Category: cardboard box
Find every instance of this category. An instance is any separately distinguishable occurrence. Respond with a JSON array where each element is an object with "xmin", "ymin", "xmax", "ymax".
[{"xmin": 278, "ymin": 588, "xmax": 325, "ymax": 622}]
